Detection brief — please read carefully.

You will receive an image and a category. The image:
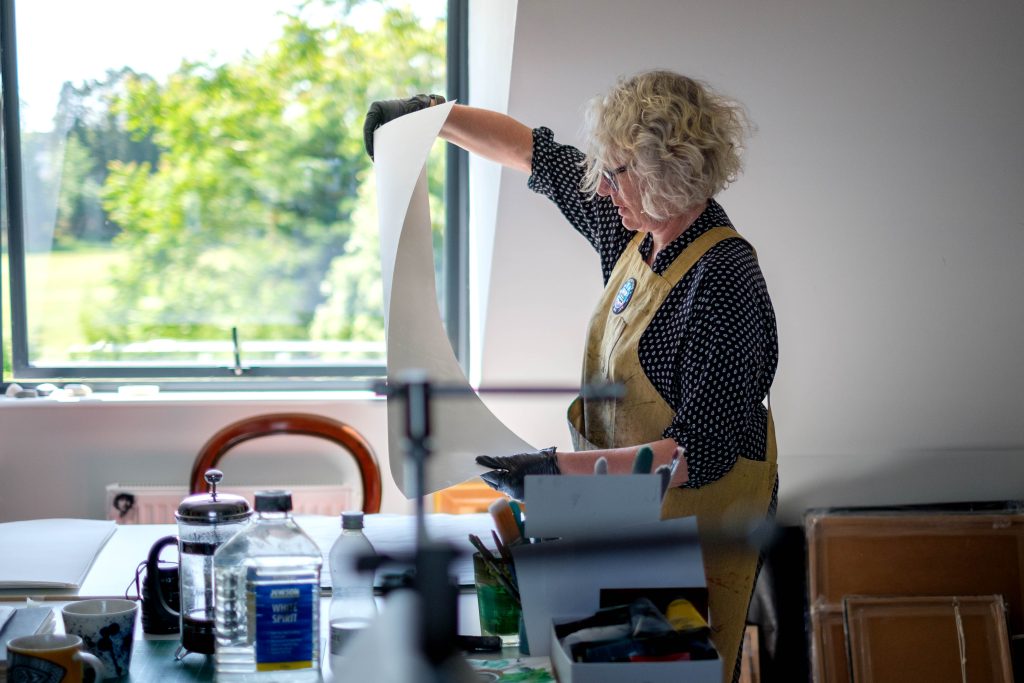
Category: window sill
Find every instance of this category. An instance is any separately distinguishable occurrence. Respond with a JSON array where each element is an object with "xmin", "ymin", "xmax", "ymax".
[{"xmin": 0, "ymin": 388, "xmax": 383, "ymax": 407}]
